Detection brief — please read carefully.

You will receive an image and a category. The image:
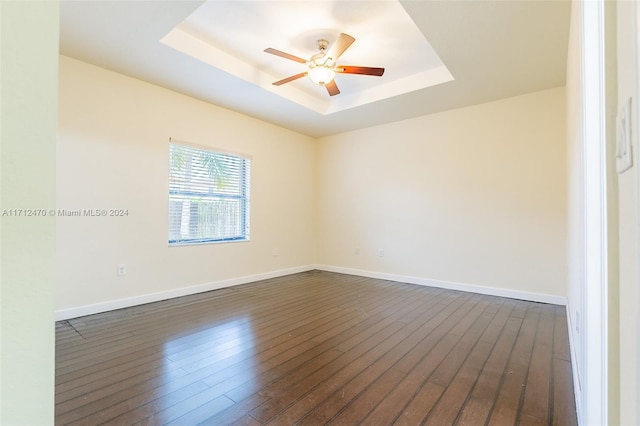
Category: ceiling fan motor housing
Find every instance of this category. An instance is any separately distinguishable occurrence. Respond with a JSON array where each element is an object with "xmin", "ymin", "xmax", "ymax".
[{"xmin": 316, "ymin": 39, "xmax": 329, "ymax": 52}]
